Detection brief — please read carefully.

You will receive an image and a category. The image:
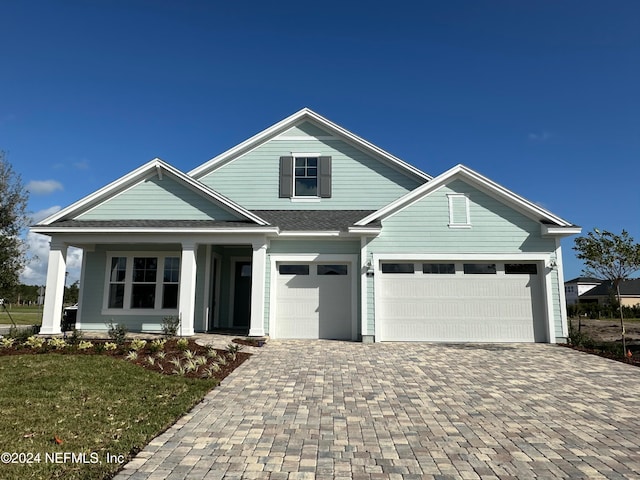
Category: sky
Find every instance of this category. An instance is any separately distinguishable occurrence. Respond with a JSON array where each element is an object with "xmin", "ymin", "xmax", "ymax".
[{"xmin": 1, "ymin": 0, "xmax": 639, "ymax": 285}]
